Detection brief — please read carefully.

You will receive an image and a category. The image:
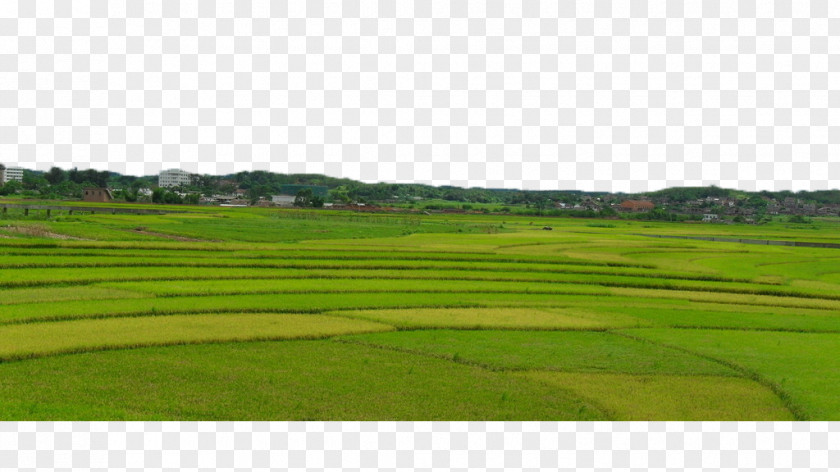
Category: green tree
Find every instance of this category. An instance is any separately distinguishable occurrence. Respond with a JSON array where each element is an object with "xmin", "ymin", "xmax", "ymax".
[
  {"xmin": 45, "ymin": 167, "xmax": 66, "ymax": 185},
  {"xmin": 787, "ymin": 215, "xmax": 810, "ymax": 224},
  {"xmin": 0, "ymin": 180, "xmax": 22, "ymax": 195},
  {"xmin": 294, "ymin": 188, "xmax": 313, "ymax": 207},
  {"xmin": 123, "ymin": 188, "xmax": 138, "ymax": 202},
  {"xmin": 534, "ymin": 198, "xmax": 551, "ymax": 215},
  {"xmin": 151, "ymin": 188, "xmax": 166, "ymax": 203},
  {"xmin": 163, "ymin": 190, "xmax": 183, "ymax": 204},
  {"xmin": 328, "ymin": 186, "xmax": 351, "ymax": 204}
]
